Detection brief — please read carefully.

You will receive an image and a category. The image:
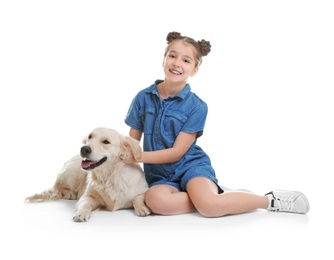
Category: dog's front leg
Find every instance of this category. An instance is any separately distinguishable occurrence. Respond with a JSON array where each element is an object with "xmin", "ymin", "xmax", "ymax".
[
  {"xmin": 133, "ymin": 193, "xmax": 151, "ymax": 217},
  {"xmin": 73, "ymin": 195, "xmax": 98, "ymax": 222}
]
